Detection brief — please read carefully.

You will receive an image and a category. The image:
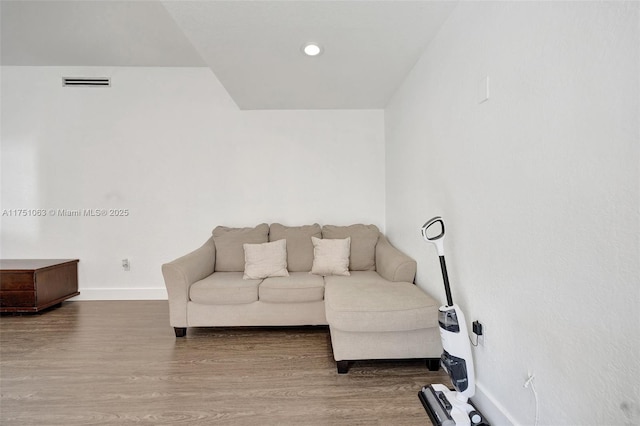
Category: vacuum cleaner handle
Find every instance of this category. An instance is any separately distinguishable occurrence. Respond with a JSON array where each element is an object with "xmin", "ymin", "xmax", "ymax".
[
  {"xmin": 422, "ymin": 216, "xmax": 453, "ymax": 305},
  {"xmin": 421, "ymin": 216, "xmax": 445, "ymax": 256}
]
